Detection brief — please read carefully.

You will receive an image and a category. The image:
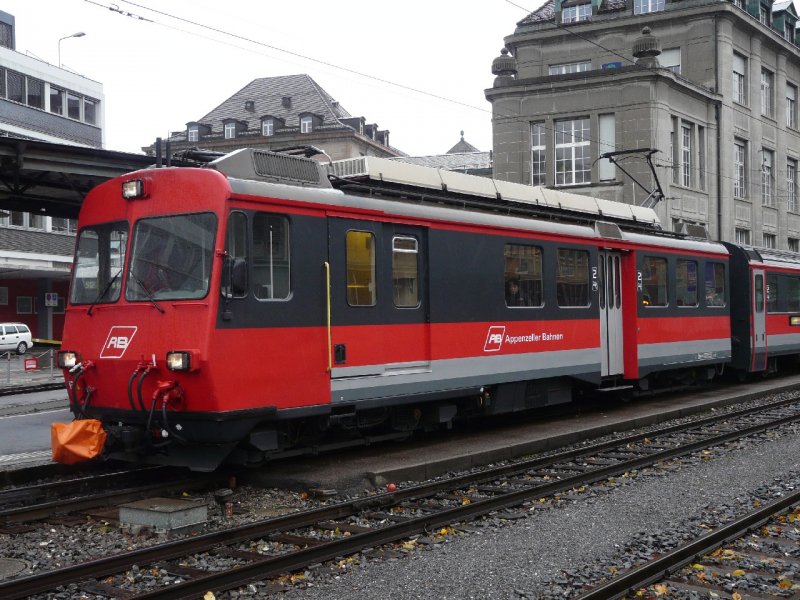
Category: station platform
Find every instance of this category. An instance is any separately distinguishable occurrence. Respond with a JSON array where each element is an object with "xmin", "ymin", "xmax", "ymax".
[{"xmin": 244, "ymin": 375, "xmax": 800, "ymax": 494}]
